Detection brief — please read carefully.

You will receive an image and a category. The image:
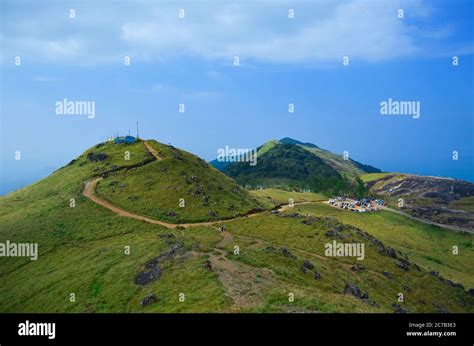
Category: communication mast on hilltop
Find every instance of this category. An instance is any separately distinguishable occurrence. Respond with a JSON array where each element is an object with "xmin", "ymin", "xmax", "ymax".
[{"xmin": 136, "ymin": 121, "xmax": 140, "ymax": 140}]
